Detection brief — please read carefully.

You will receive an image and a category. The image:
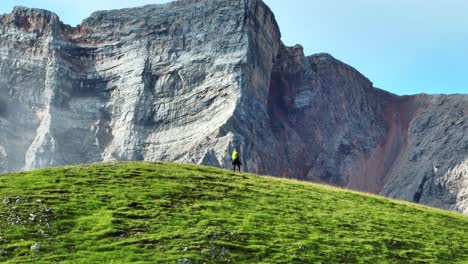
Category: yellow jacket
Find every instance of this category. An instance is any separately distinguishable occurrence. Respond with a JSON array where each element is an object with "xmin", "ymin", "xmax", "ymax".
[{"xmin": 232, "ymin": 150, "xmax": 238, "ymax": 160}]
